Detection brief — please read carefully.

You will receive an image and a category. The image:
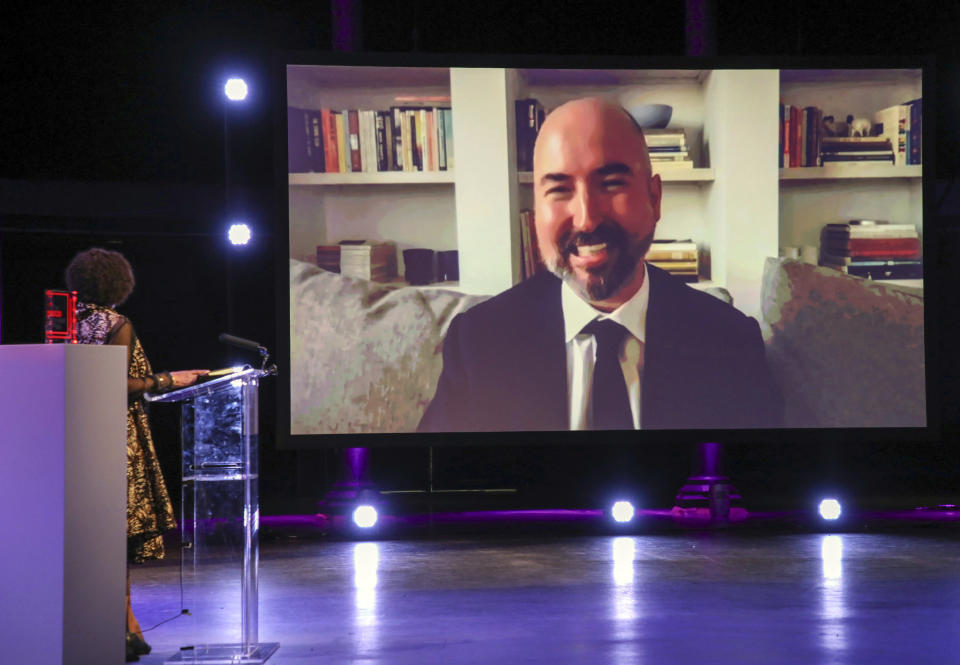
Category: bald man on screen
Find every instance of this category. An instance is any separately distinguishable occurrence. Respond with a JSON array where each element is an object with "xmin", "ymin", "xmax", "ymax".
[{"xmin": 418, "ymin": 98, "xmax": 782, "ymax": 433}]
